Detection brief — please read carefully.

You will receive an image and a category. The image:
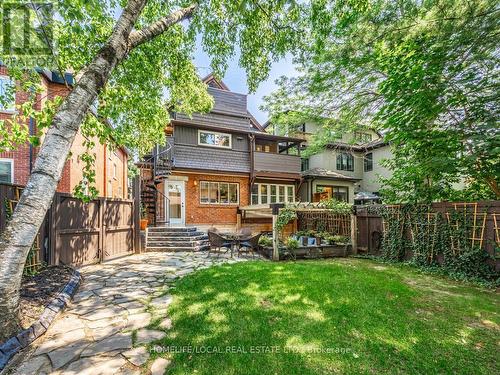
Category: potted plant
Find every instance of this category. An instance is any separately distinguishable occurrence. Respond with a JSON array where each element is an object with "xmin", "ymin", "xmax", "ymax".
[
  {"xmin": 287, "ymin": 237, "xmax": 299, "ymax": 251},
  {"xmin": 258, "ymin": 235, "xmax": 273, "ymax": 258},
  {"xmin": 140, "ymin": 203, "xmax": 149, "ymax": 230}
]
